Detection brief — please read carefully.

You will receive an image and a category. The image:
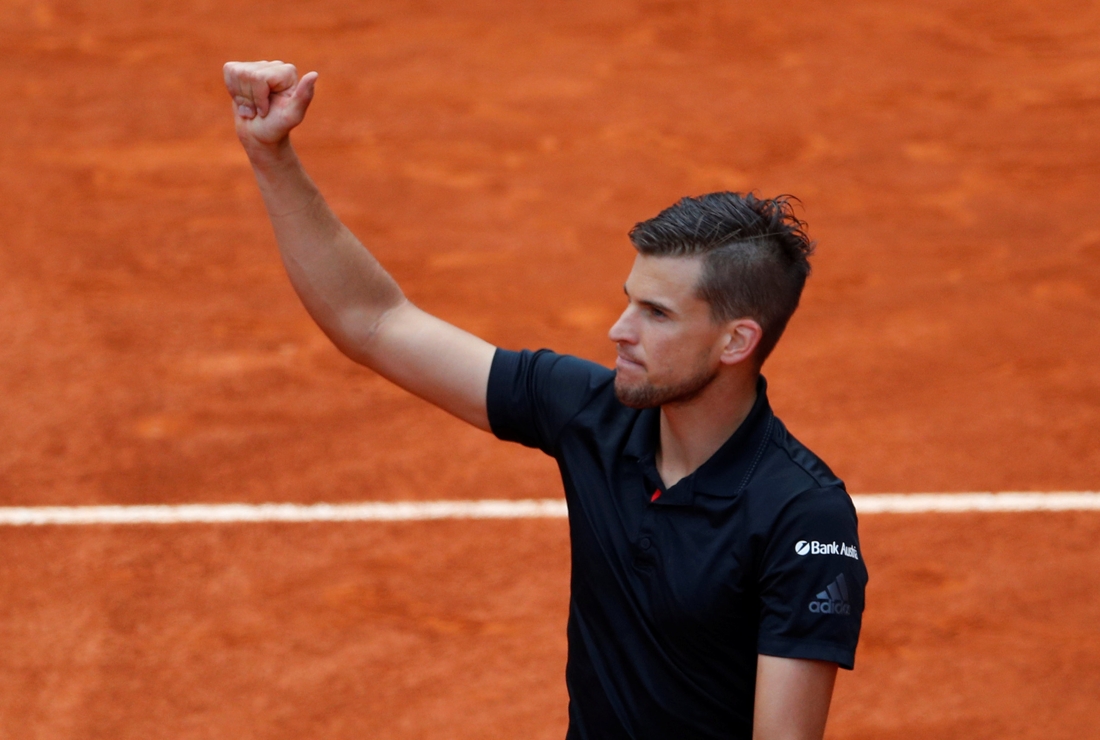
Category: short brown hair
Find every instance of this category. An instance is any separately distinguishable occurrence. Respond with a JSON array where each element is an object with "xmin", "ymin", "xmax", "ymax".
[{"xmin": 628, "ymin": 192, "xmax": 815, "ymax": 363}]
